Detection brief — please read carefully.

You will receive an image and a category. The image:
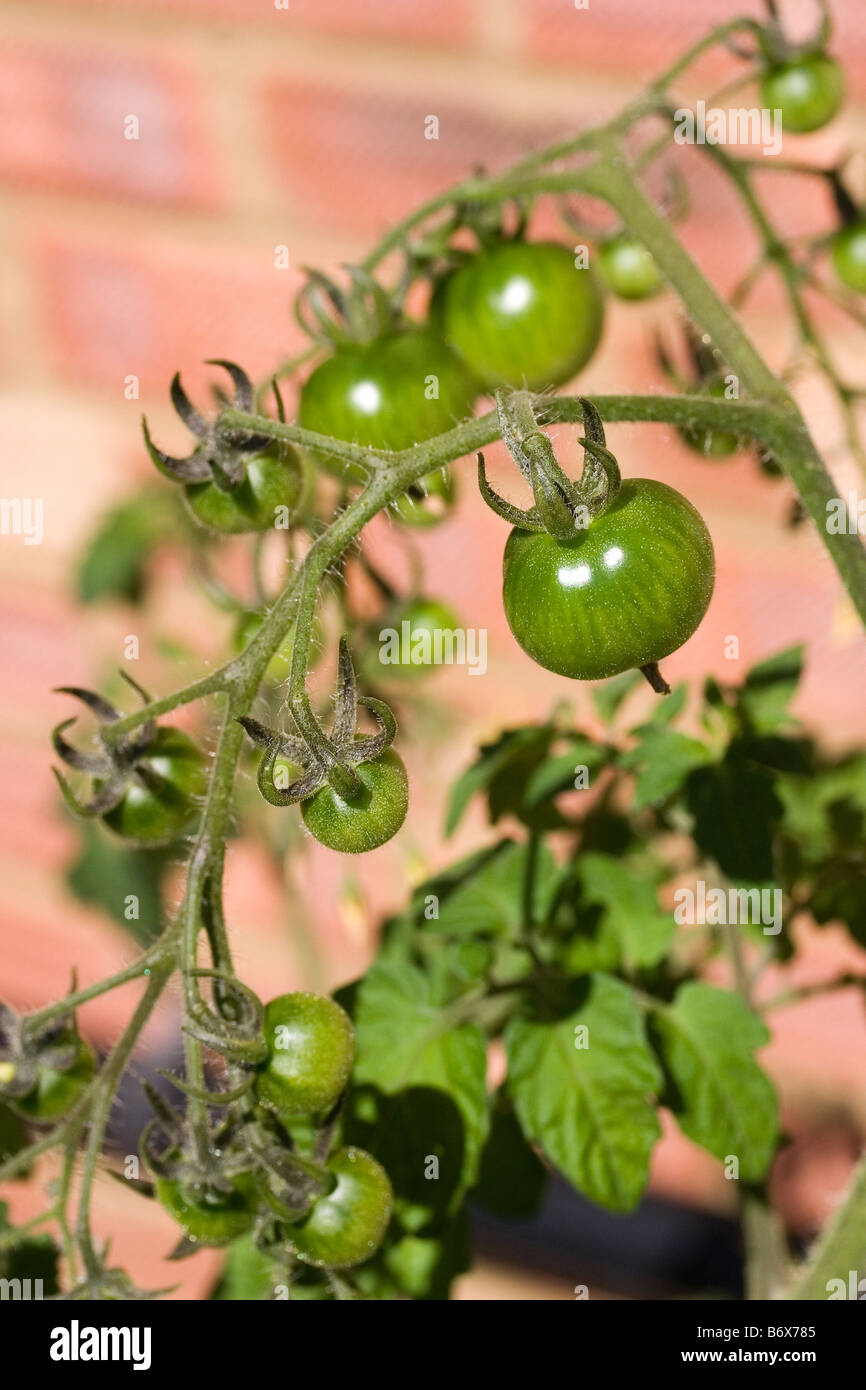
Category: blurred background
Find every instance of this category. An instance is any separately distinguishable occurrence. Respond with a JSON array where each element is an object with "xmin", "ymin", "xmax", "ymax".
[{"xmin": 1, "ymin": 0, "xmax": 866, "ymax": 1299}]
